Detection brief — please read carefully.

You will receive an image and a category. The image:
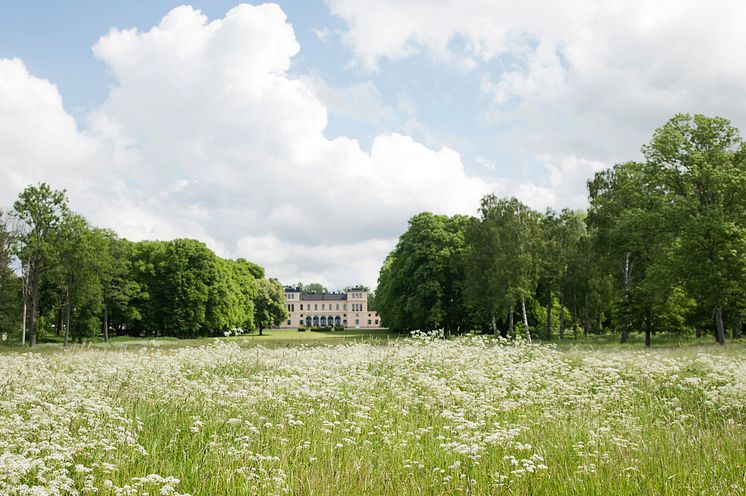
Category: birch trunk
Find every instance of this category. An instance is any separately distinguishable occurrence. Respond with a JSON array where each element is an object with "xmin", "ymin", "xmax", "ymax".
[
  {"xmin": 491, "ymin": 312, "xmax": 498, "ymax": 337},
  {"xmin": 21, "ymin": 300, "xmax": 27, "ymax": 346},
  {"xmin": 28, "ymin": 278, "xmax": 38, "ymax": 347},
  {"xmin": 559, "ymin": 289, "xmax": 565, "ymax": 340},
  {"xmin": 508, "ymin": 303, "xmax": 514, "ymax": 339},
  {"xmin": 583, "ymin": 292, "xmax": 590, "ymax": 337},
  {"xmin": 103, "ymin": 301, "xmax": 109, "ymax": 342},
  {"xmin": 572, "ymin": 289, "xmax": 578, "ymax": 339},
  {"xmin": 621, "ymin": 252, "xmax": 631, "ymax": 344},
  {"xmin": 521, "ymin": 297, "xmax": 531, "ymax": 343},
  {"xmin": 545, "ymin": 290, "xmax": 552, "ymax": 341},
  {"xmin": 63, "ymin": 289, "xmax": 71, "ymax": 347}
]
